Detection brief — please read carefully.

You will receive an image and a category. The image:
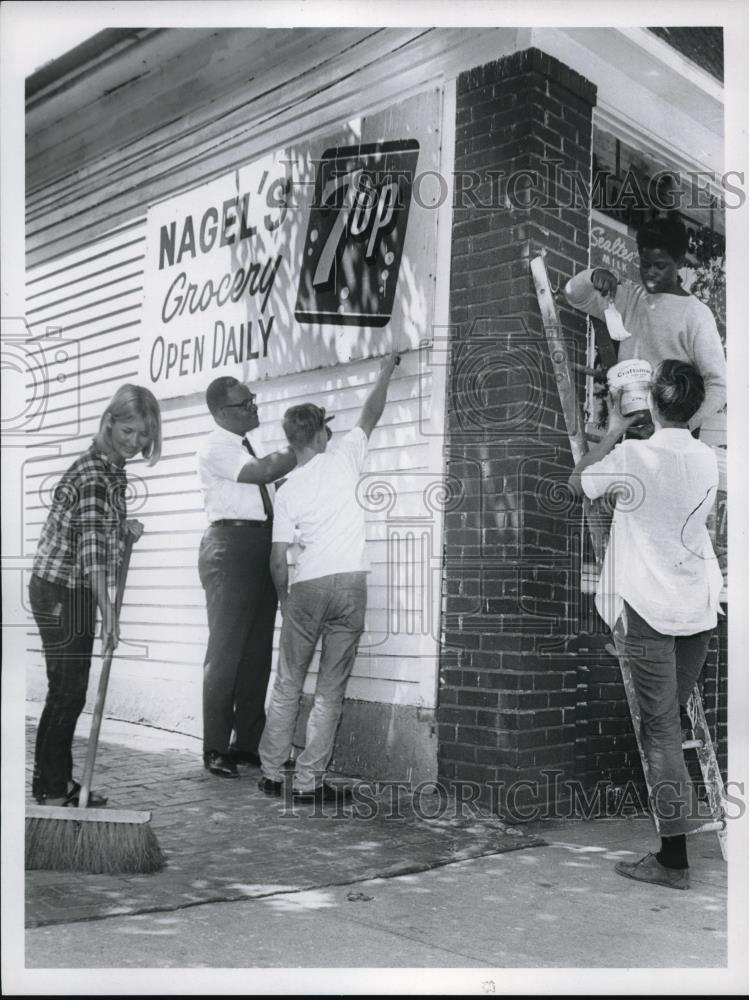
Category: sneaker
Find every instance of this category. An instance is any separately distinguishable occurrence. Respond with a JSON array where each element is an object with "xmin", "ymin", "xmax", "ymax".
[
  {"xmin": 614, "ymin": 852, "xmax": 690, "ymax": 890},
  {"xmin": 292, "ymin": 781, "xmax": 353, "ymax": 804},
  {"xmin": 257, "ymin": 777, "xmax": 284, "ymax": 796},
  {"xmin": 203, "ymin": 750, "xmax": 239, "ymax": 778}
]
